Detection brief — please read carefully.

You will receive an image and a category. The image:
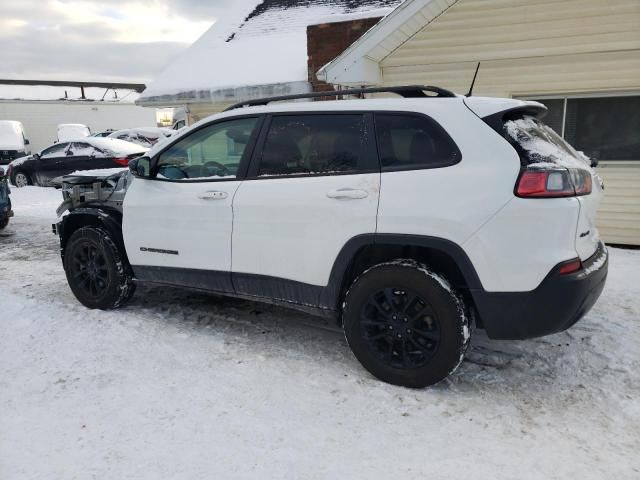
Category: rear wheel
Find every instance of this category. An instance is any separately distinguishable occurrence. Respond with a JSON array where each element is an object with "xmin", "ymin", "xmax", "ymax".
[
  {"xmin": 13, "ymin": 171, "xmax": 31, "ymax": 188},
  {"xmin": 342, "ymin": 260, "xmax": 469, "ymax": 388},
  {"xmin": 63, "ymin": 226, "xmax": 135, "ymax": 309}
]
